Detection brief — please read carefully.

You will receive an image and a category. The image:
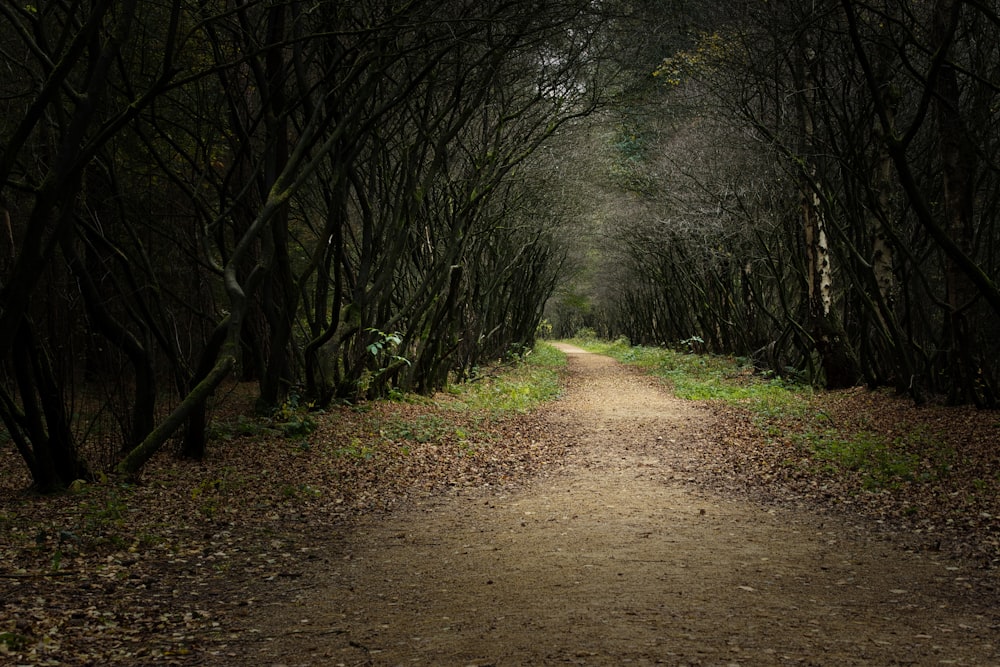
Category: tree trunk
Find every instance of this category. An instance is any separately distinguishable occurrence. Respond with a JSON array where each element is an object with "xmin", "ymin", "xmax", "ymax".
[
  {"xmin": 117, "ymin": 352, "xmax": 235, "ymax": 478},
  {"xmin": 11, "ymin": 321, "xmax": 90, "ymax": 491},
  {"xmin": 257, "ymin": 3, "xmax": 297, "ymax": 413},
  {"xmin": 795, "ymin": 36, "xmax": 859, "ymax": 390},
  {"xmin": 932, "ymin": 0, "xmax": 994, "ymax": 407},
  {"xmin": 181, "ymin": 317, "xmax": 231, "ymax": 460}
]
